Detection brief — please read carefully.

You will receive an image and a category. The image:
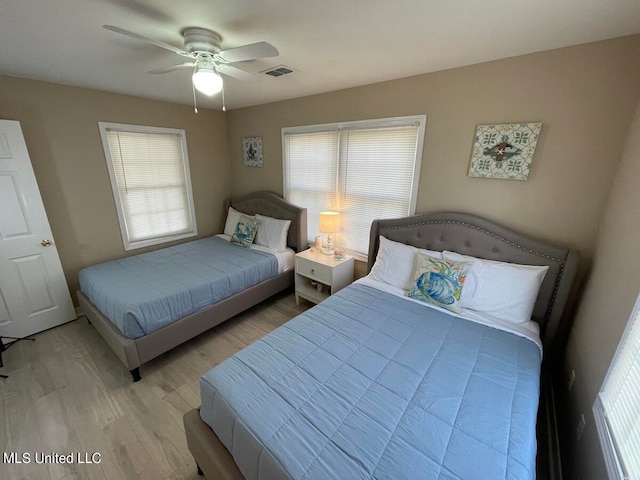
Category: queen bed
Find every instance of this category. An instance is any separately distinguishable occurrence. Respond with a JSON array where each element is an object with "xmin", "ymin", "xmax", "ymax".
[
  {"xmin": 183, "ymin": 212, "xmax": 579, "ymax": 479},
  {"xmin": 77, "ymin": 191, "xmax": 307, "ymax": 381}
]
